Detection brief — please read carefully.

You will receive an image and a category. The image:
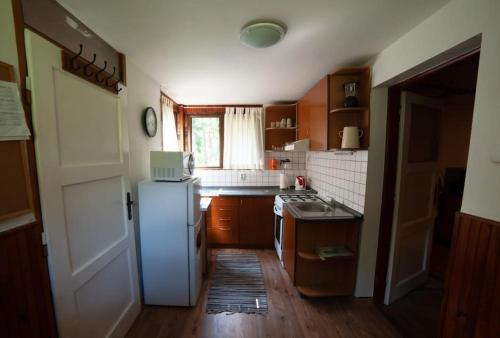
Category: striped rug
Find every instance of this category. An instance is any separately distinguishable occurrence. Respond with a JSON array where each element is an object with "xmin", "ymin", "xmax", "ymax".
[{"xmin": 206, "ymin": 253, "xmax": 268, "ymax": 315}]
